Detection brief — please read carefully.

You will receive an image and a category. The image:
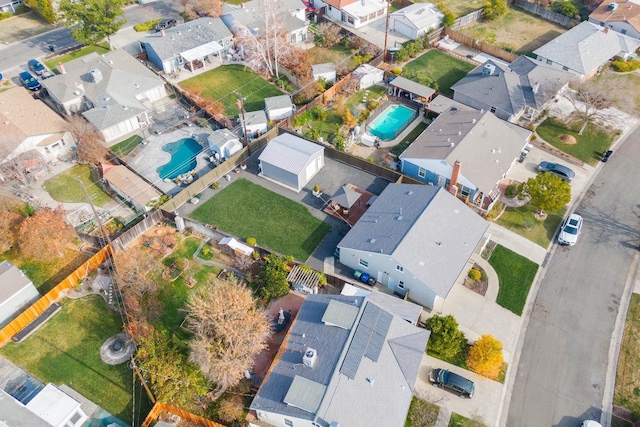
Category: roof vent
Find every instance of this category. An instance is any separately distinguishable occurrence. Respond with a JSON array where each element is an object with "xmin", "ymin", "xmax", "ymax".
[
  {"xmin": 396, "ymin": 215, "xmax": 403, "ymax": 221},
  {"xmin": 472, "ymin": 118, "xmax": 476, "ymax": 124},
  {"xmin": 303, "ymin": 348, "xmax": 317, "ymax": 368},
  {"xmin": 608, "ymin": 2, "xmax": 618, "ymax": 10},
  {"xmin": 450, "ymin": 142, "xmax": 454, "ymax": 147},
  {"xmin": 366, "ymin": 378, "xmax": 375, "ymax": 386},
  {"xmin": 482, "ymin": 63, "xmax": 495, "ymax": 76},
  {"xmin": 89, "ymin": 69, "xmax": 103, "ymax": 83},
  {"xmin": 368, "ymin": 238, "xmax": 376, "ymax": 243},
  {"xmin": 407, "ymin": 191, "xmax": 414, "ymax": 195}
]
